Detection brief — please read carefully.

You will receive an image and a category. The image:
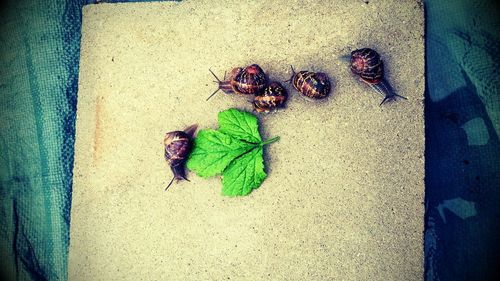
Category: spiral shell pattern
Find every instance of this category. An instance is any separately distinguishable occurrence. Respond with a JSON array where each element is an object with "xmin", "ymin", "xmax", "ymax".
[
  {"xmin": 164, "ymin": 131, "xmax": 191, "ymax": 168},
  {"xmin": 253, "ymin": 82, "xmax": 288, "ymax": 113},
  {"xmin": 230, "ymin": 64, "xmax": 267, "ymax": 95},
  {"xmin": 350, "ymin": 48, "xmax": 384, "ymax": 84},
  {"xmin": 292, "ymin": 71, "xmax": 331, "ymax": 99}
]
